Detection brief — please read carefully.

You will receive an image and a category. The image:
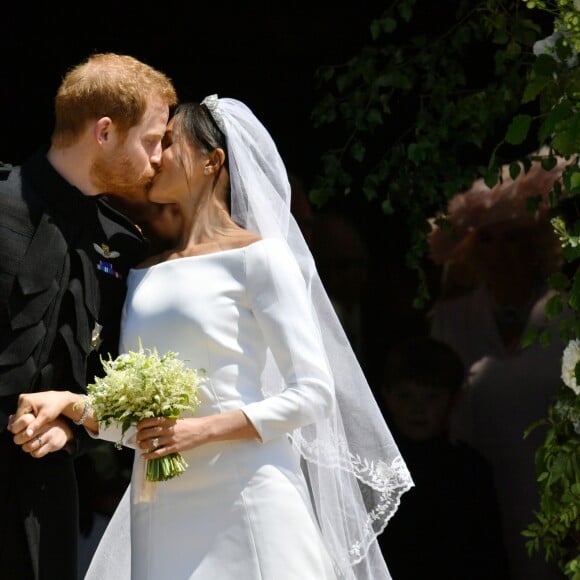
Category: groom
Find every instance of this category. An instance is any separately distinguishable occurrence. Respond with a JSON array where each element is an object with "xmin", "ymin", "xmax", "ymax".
[{"xmin": 0, "ymin": 53, "xmax": 177, "ymax": 580}]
